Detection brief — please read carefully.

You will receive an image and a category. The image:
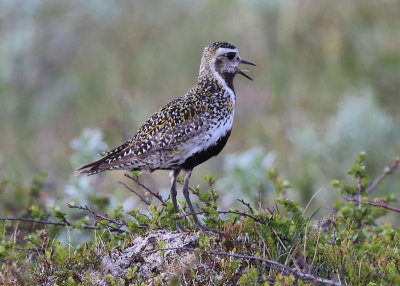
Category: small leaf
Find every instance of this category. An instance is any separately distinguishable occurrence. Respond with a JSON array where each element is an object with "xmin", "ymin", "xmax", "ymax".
[
  {"xmin": 131, "ymin": 171, "xmax": 140, "ymax": 177},
  {"xmin": 204, "ymin": 175, "xmax": 215, "ymax": 185}
]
